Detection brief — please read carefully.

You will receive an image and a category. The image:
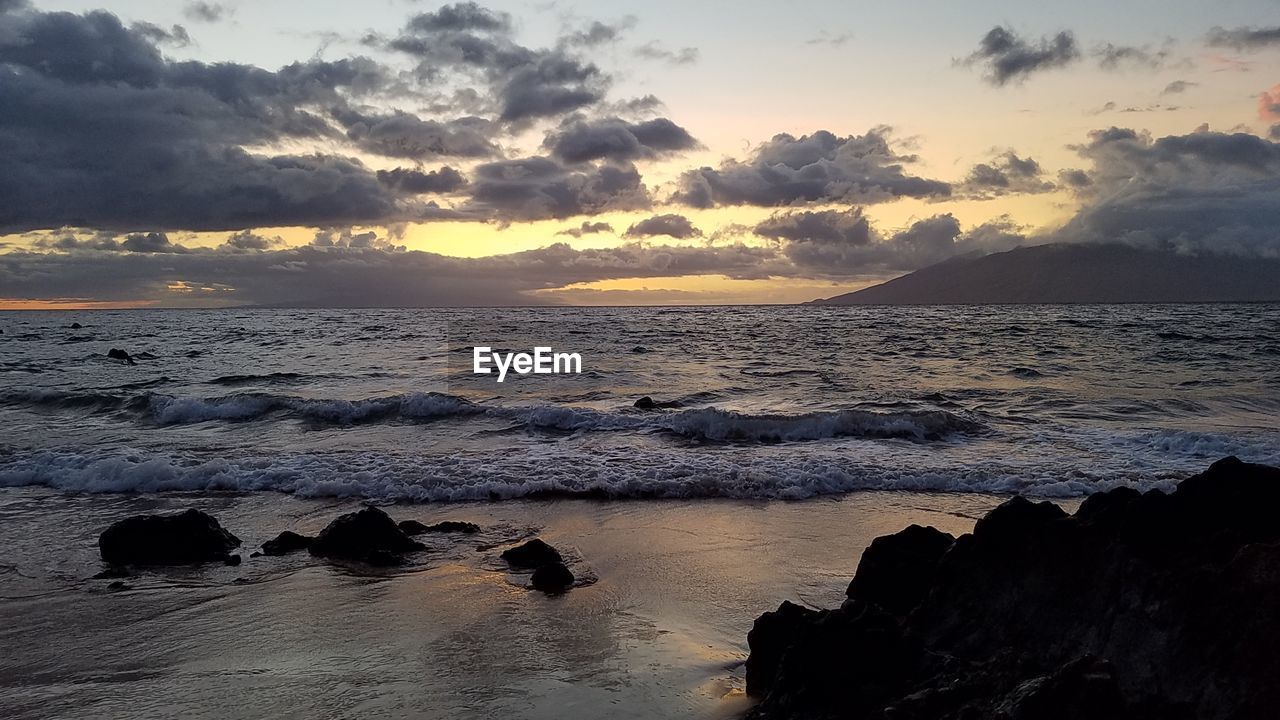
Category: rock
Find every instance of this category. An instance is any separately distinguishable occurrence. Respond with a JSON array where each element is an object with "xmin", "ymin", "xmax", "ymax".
[
  {"xmin": 224, "ymin": 554, "xmax": 241, "ymax": 566},
  {"xmin": 530, "ymin": 562, "xmax": 575, "ymax": 594},
  {"xmin": 106, "ymin": 348, "xmax": 136, "ymax": 365},
  {"xmin": 398, "ymin": 520, "xmax": 481, "ymax": 536},
  {"xmin": 500, "ymin": 538, "xmax": 562, "ymax": 568},
  {"xmin": 845, "ymin": 524, "xmax": 954, "ymax": 617},
  {"xmin": 99, "ymin": 509, "xmax": 240, "ymax": 566},
  {"xmin": 308, "ymin": 506, "xmax": 424, "ymax": 564},
  {"xmin": 261, "ymin": 530, "xmax": 314, "ymax": 556},
  {"xmin": 250, "ymin": 551, "xmax": 262, "ymax": 558},
  {"xmin": 107, "ymin": 581, "xmax": 131, "ymax": 592},
  {"xmin": 68, "ymin": 323, "xmax": 83, "ymax": 329},
  {"xmin": 743, "ymin": 457, "xmax": 1280, "ymax": 720},
  {"xmin": 633, "ymin": 396, "xmax": 681, "ymax": 410}
]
